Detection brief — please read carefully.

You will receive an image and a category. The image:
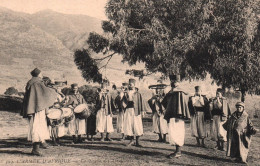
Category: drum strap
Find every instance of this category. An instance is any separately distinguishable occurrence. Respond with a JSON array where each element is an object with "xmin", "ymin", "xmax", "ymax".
[{"xmin": 74, "ymin": 94, "xmax": 81, "ymax": 105}]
